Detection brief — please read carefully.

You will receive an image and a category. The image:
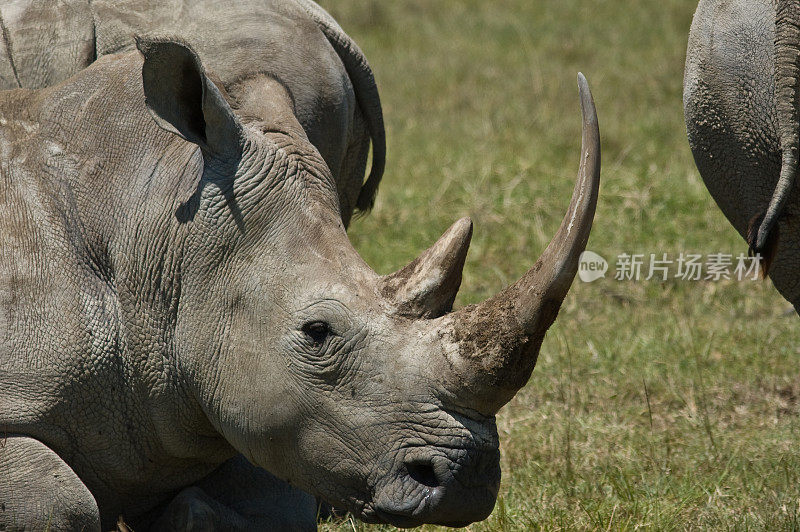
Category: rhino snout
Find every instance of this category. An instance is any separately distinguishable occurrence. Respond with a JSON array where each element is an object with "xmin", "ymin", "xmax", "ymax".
[{"xmin": 371, "ymin": 446, "xmax": 501, "ymax": 528}]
